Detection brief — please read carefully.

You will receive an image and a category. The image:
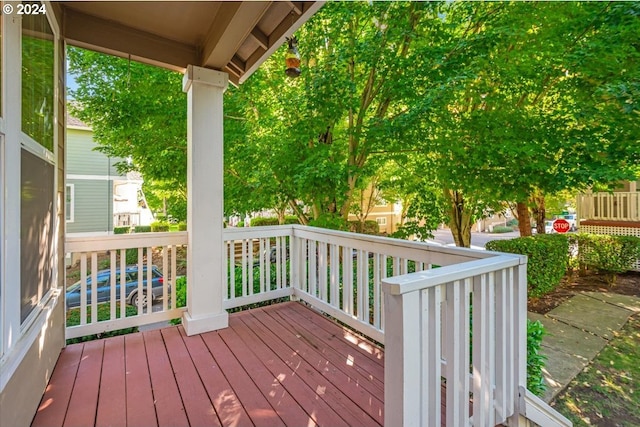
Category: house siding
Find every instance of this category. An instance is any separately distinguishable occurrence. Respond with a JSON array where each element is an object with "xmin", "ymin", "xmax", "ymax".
[
  {"xmin": 66, "ymin": 179, "xmax": 114, "ymax": 233},
  {"xmin": 66, "ymin": 127, "xmax": 122, "ymax": 177}
]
